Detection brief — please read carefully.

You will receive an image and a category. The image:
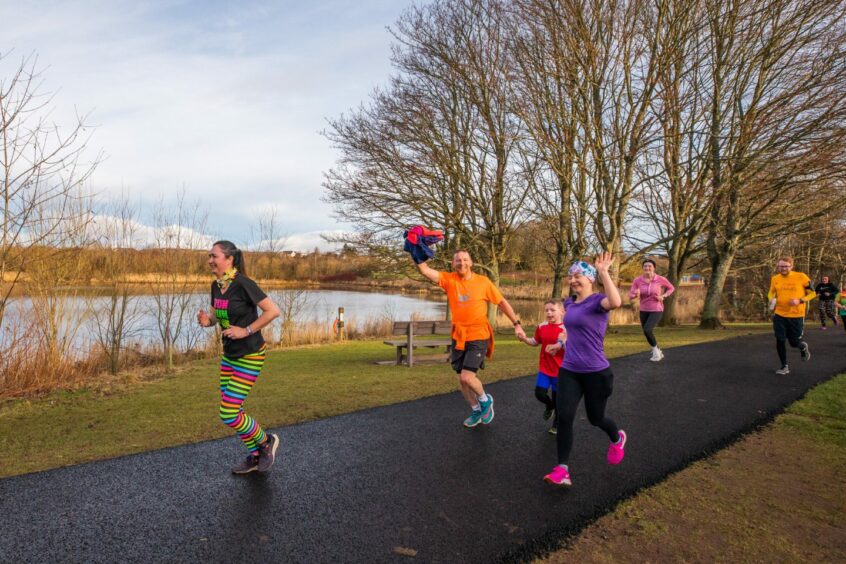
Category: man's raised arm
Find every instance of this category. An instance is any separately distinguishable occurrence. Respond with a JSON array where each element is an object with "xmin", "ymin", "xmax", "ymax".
[{"xmin": 416, "ymin": 260, "xmax": 441, "ymax": 284}]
